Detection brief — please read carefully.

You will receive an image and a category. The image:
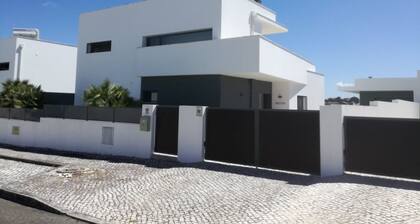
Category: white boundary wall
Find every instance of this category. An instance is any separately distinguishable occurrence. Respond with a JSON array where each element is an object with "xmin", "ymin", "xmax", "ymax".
[
  {"xmin": 320, "ymin": 100, "xmax": 420, "ymax": 177},
  {"xmin": 177, "ymin": 106, "xmax": 207, "ymax": 163},
  {"xmin": 0, "ymin": 105, "xmax": 157, "ymax": 159}
]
